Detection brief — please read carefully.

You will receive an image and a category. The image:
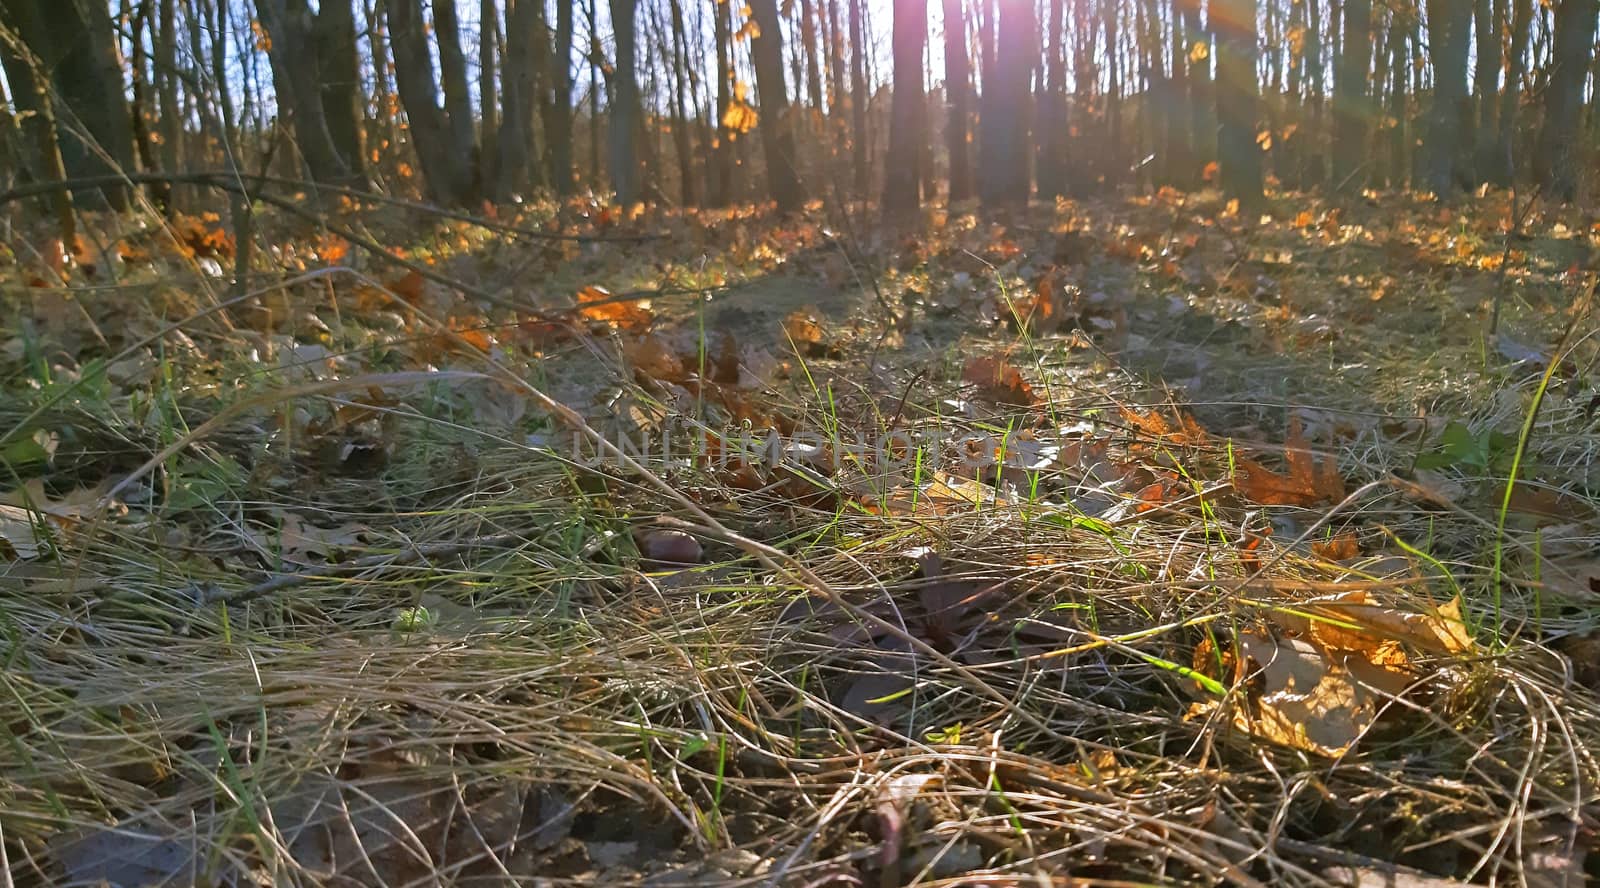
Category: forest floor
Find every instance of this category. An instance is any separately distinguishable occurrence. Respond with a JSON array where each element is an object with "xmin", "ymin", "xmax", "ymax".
[{"xmin": 2, "ymin": 189, "xmax": 1600, "ymax": 886}]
